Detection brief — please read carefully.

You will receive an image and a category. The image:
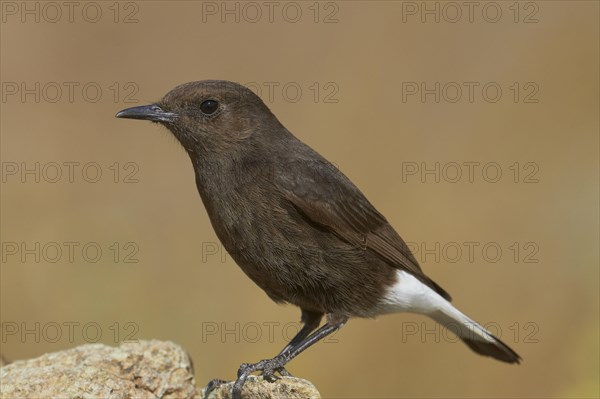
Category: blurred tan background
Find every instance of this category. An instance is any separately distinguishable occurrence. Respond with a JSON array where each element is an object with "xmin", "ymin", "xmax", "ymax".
[{"xmin": 1, "ymin": 1, "xmax": 598, "ymax": 398}]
